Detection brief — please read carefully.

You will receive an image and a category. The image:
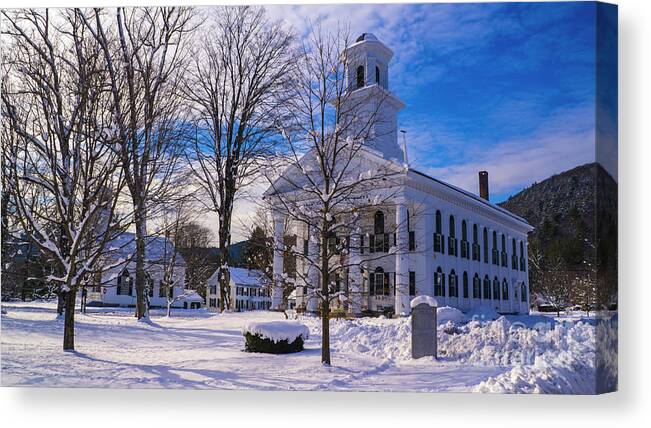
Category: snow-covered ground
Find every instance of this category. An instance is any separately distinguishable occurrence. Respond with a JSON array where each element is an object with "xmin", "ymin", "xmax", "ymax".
[{"xmin": 1, "ymin": 301, "xmax": 601, "ymax": 393}]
